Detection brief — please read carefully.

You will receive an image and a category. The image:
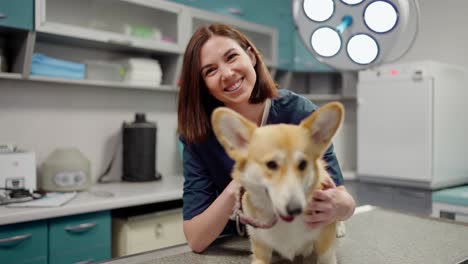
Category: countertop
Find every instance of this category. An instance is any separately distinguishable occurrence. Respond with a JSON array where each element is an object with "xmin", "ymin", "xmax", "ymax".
[
  {"xmin": 101, "ymin": 206, "xmax": 468, "ymax": 264},
  {"xmin": 0, "ymin": 175, "xmax": 184, "ymax": 226}
]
